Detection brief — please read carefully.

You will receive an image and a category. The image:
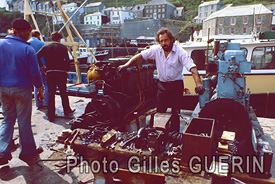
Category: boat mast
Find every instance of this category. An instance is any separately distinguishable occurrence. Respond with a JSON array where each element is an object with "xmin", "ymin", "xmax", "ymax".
[
  {"xmin": 24, "ymin": 0, "xmax": 99, "ymax": 84},
  {"xmin": 24, "ymin": 0, "xmax": 43, "ymax": 41}
]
